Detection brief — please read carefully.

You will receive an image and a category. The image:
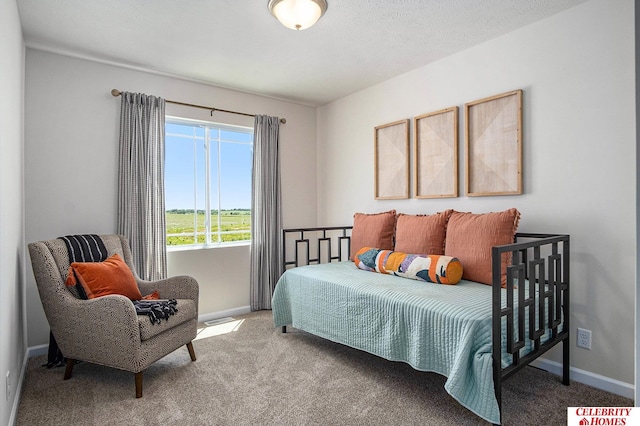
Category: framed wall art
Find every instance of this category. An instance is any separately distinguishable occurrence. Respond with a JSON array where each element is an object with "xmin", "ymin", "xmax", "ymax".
[
  {"xmin": 464, "ymin": 89, "xmax": 522, "ymax": 196},
  {"xmin": 374, "ymin": 119, "xmax": 409, "ymax": 200},
  {"xmin": 414, "ymin": 106, "xmax": 458, "ymax": 198}
]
